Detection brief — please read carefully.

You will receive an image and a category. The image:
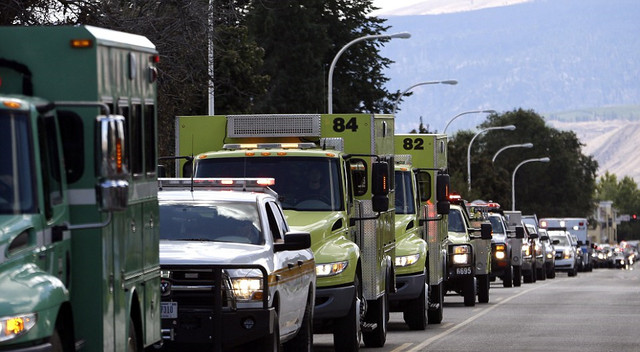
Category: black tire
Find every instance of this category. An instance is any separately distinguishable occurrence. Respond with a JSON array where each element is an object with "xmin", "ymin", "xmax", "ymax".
[
  {"xmin": 427, "ymin": 282, "xmax": 444, "ymax": 324},
  {"xmin": 403, "ymin": 282, "xmax": 427, "ymax": 330},
  {"xmin": 127, "ymin": 318, "xmax": 139, "ymax": 352},
  {"xmin": 50, "ymin": 328, "xmax": 64, "ymax": 352},
  {"xmin": 503, "ymin": 265, "xmax": 513, "ymax": 288},
  {"xmin": 513, "ymin": 265, "xmax": 522, "ymax": 287},
  {"xmin": 537, "ymin": 265, "xmax": 546, "ymax": 281},
  {"xmin": 362, "ymin": 293, "xmax": 387, "ymax": 347},
  {"xmin": 477, "ymin": 274, "xmax": 489, "ymax": 303},
  {"xmin": 568, "ymin": 266, "xmax": 577, "ymax": 277},
  {"xmin": 463, "ymin": 277, "xmax": 476, "ymax": 307},
  {"xmin": 531, "ymin": 263, "xmax": 538, "ymax": 283},
  {"xmin": 547, "ymin": 264, "xmax": 556, "ymax": 279},
  {"xmin": 283, "ymin": 297, "xmax": 312, "ymax": 351},
  {"xmin": 334, "ymin": 277, "xmax": 361, "ymax": 352},
  {"xmin": 523, "ymin": 269, "xmax": 532, "ymax": 283}
]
